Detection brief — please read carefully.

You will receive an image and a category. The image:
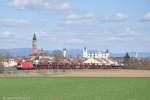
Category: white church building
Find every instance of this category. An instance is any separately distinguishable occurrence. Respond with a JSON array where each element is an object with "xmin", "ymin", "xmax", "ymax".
[
  {"xmin": 83, "ymin": 47, "xmax": 110, "ymax": 59},
  {"xmin": 82, "ymin": 47, "xmax": 120, "ymax": 65}
]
